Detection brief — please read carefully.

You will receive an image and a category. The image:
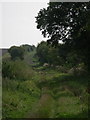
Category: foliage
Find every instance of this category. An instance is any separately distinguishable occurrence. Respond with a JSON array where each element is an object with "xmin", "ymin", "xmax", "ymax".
[
  {"xmin": 2, "ymin": 56, "xmax": 89, "ymax": 118},
  {"xmin": 36, "ymin": 2, "xmax": 89, "ymax": 45},
  {"xmin": 2, "ymin": 59, "xmax": 34, "ymax": 80},
  {"xmin": 8, "ymin": 46, "xmax": 25, "ymax": 60},
  {"xmin": 2, "ymin": 78, "xmax": 40, "ymax": 118},
  {"xmin": 36, "ymin": 41, "xmax": 86, "ymax": 71},
  {"xmin": 24, "ymin": 48, "xmax": 38, "ymax": 65},
  {"xmin": 36, "ymin": 41, "xmax": 49, "ymax": 64},
  {"xmin": 37, "ymin": 41, "xmax": 64, "ymax": 65},
  {"xmin": 36, "ymin": 2, "xmax": 90, "ymax": 71},
  {"xmin": 21, "ymin": 44, "xmax": 36, "ymax": 52}
]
